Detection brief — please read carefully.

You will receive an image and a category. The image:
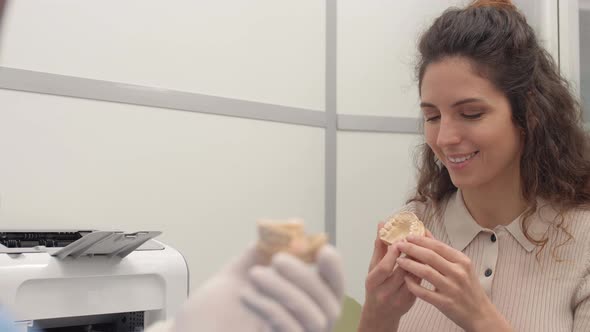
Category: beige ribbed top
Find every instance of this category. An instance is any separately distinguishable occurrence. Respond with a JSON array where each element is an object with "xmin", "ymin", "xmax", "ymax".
[{"xmin": 396, "ymin": 191, "xmax": 590, "ymax": 332}]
